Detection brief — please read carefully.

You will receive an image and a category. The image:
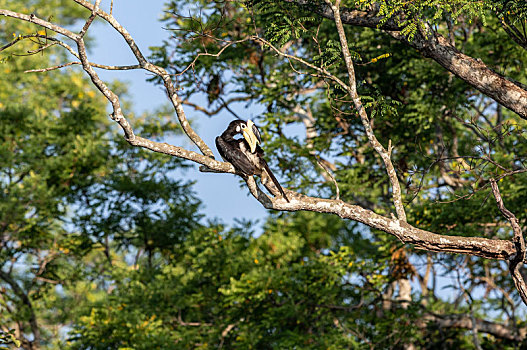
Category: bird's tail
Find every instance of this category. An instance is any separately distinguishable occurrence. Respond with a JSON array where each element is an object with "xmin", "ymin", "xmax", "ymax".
[{"xmin": 262, "ymin": 160, "xmax": 289, "ymax": 202}]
